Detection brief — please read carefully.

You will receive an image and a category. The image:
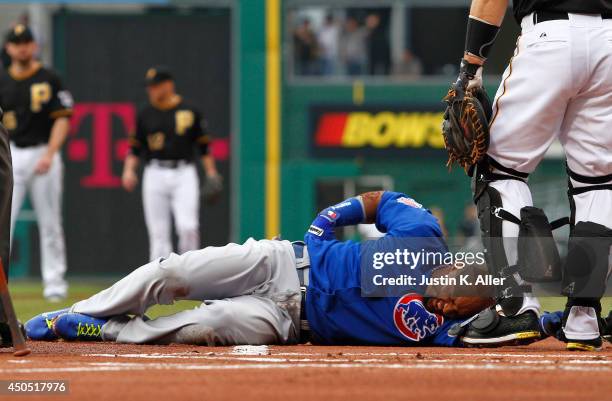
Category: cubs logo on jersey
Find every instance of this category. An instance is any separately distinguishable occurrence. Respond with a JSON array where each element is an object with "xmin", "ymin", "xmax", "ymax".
[{"xmin": 393, "ymin": 293, "xmax": 443, "ymax": 341}]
